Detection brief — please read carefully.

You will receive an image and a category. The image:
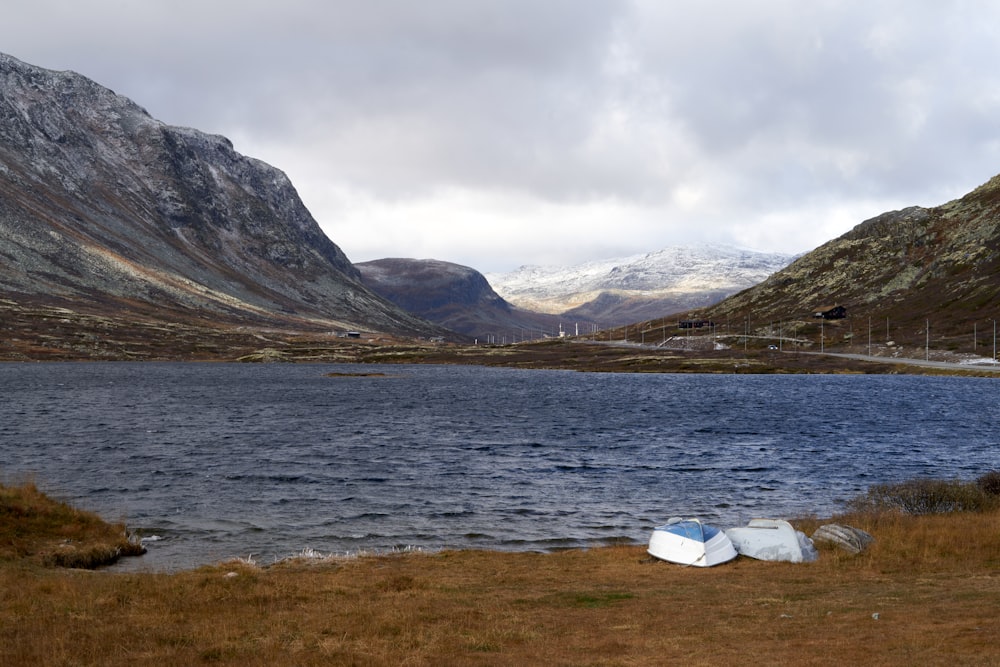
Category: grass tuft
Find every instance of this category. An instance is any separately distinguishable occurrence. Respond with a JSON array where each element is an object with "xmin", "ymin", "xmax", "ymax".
[{"xmin": 0, "ymin": 481, "xmax": 145, "ymax": 568}]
